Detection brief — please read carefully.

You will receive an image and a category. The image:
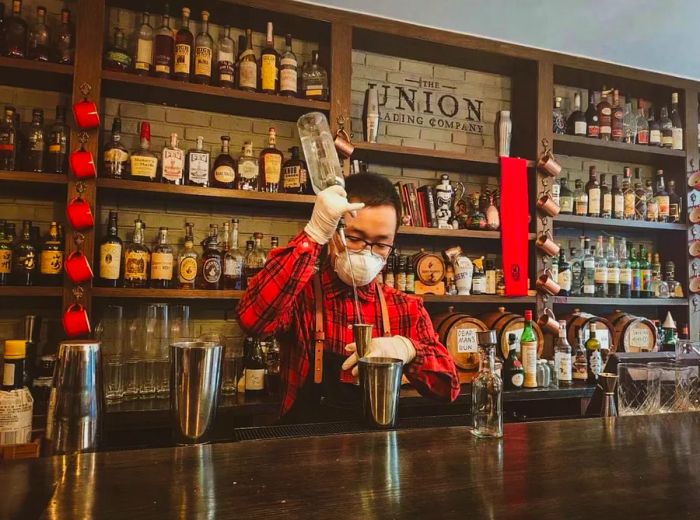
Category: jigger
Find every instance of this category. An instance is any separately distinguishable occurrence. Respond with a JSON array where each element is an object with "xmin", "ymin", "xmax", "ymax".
[
  {"xmin": 598, "ymin": 372, "xmax": 619, "ymax": 417},
  {"xmin": 353, "ymin": 324, "xmax": 374, "ymax": 358}
]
